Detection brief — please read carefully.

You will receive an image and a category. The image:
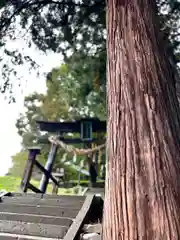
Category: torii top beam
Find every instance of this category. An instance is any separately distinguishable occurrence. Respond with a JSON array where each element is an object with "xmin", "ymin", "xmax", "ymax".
[{"xmin": 36, "ymin": 118, "xmax": 106, "ymax": 134}]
